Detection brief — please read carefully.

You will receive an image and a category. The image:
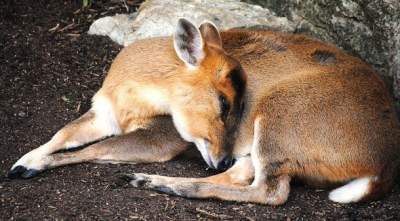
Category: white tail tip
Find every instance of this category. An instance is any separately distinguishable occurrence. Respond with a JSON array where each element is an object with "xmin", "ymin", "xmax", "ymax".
[{"xmin": 328, "ymin": 177, "xmax": 377, "ymax": 203}]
